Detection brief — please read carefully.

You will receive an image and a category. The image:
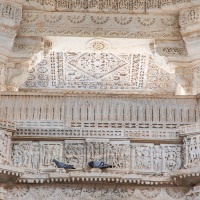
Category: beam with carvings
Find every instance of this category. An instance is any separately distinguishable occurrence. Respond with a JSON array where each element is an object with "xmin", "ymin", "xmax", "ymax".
[
  {"xmin": 20, "ymin": 0, "xmax": 197, "ymax": 13},
  {"xmin": 179, "ymin": 5, "xmax": 200, "ymax": 61},
  {"xmin": 19, "ymin": 10, "xmax": 181, "ymax": 40}
]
